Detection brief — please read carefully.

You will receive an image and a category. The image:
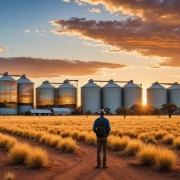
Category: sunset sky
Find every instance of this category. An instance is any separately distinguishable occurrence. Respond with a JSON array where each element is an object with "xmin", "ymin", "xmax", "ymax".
[{"xmin": 0, "ymin": 0, "xmax": 180, "ymax": 105}]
